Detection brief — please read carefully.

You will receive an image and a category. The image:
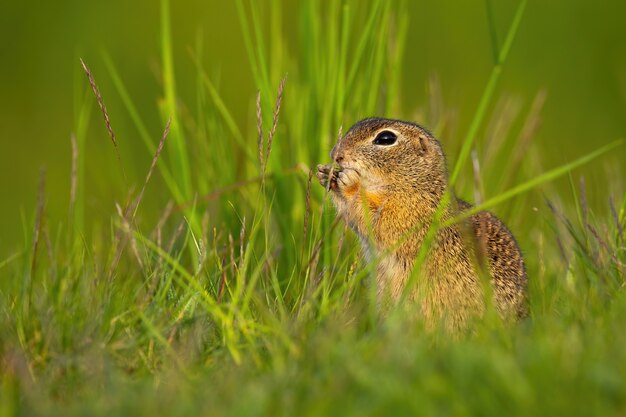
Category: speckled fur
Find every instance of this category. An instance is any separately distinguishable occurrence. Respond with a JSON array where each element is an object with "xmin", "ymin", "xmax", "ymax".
[{"xmin": 317, "ymin": 118, "xmax": 527, "ymax": 328}]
